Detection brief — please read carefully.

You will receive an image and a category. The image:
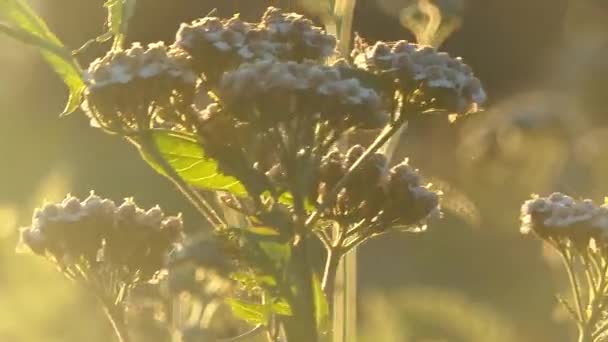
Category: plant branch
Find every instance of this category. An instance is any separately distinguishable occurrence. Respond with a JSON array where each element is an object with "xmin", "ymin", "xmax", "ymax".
[
  {"xmin": 557, "ymin": 245, "xmax": 586, "ymax": 327},
  {"xmin": 102, "ymin": 301, "xmax": 131, "ymax": 342}
]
